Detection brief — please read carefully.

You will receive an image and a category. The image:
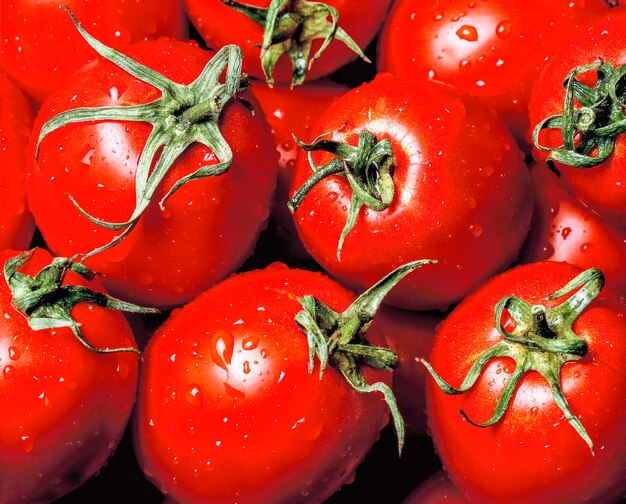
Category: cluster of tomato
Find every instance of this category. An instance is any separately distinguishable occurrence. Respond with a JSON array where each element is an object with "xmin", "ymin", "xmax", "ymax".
[{"xmin": 2, "ymin": 1, "xmax": 626, "ymax": 503}]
